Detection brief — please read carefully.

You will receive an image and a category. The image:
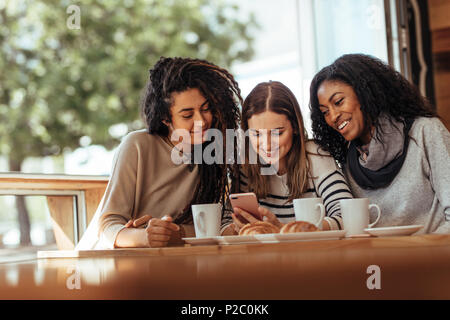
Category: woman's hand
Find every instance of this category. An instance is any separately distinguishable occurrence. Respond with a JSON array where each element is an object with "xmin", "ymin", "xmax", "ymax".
[
  {"xmin": 231, "ymin": 206, "xmax": 283, "ymax": 233},
  {"xmin": 144, "ymin": 215, "xmax": 180, "ymax": 248},
  {"xmin": 231, "ymin": 207, "xmax": 258, "ymax": 232},
  {"xmin": 257, "ymin": 206, "xmax": 283, "ymax": 228},
  {"xmin": 124, "ymin": 215, "xmax": 180, "ymax": 247},
  {"xmin": 124, "ymin": 215, "xmax": 152, "ymax": 228}
]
